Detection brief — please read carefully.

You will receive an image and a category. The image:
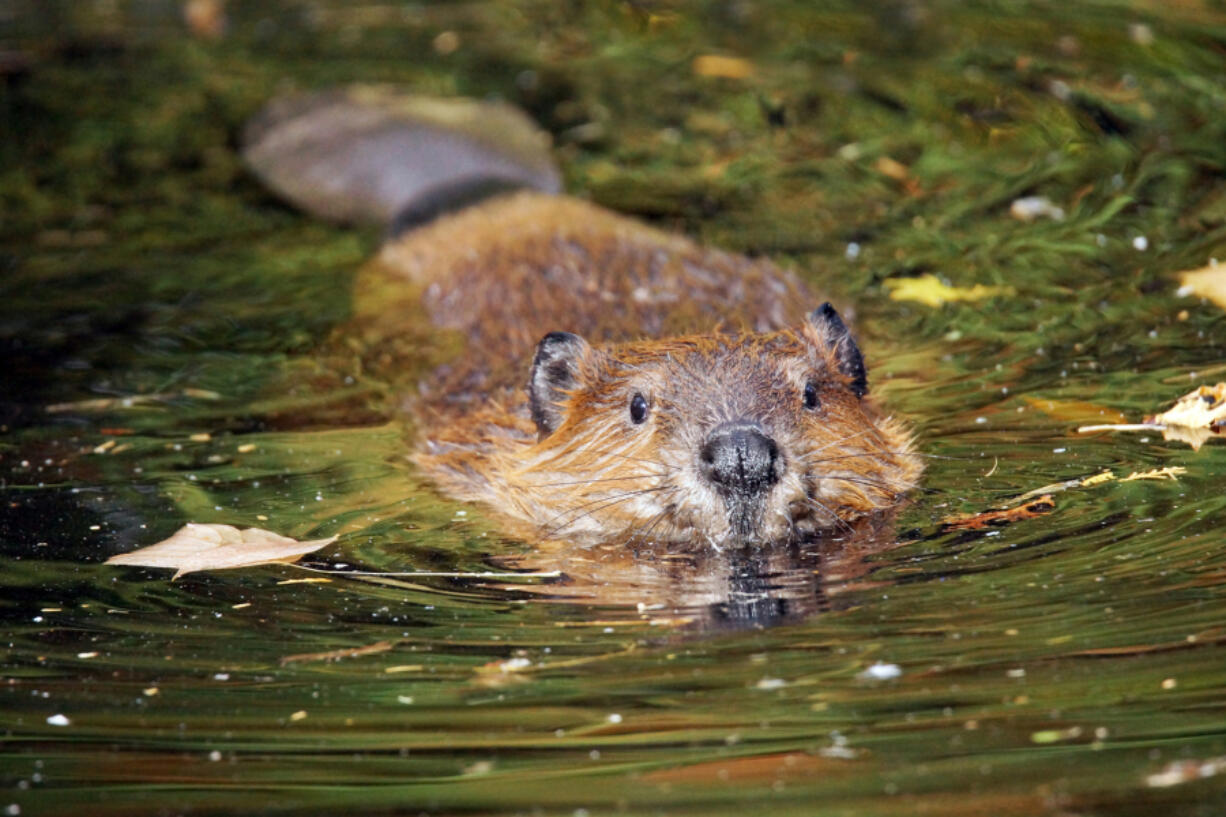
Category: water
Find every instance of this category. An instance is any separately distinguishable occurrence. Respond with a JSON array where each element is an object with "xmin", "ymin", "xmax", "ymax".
[{"xmin": 3, "ymin": 2, "xmax": 1226, "ymax": 815}]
